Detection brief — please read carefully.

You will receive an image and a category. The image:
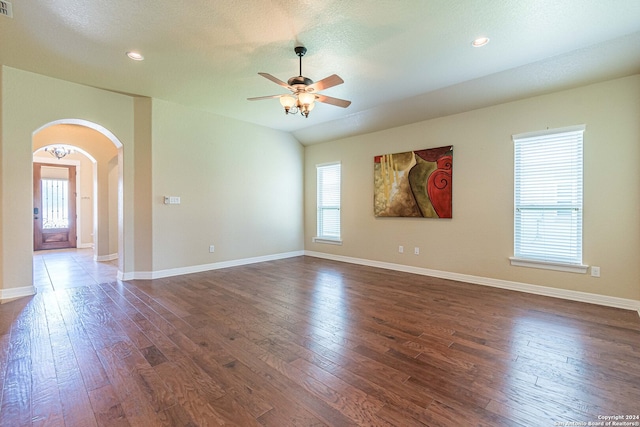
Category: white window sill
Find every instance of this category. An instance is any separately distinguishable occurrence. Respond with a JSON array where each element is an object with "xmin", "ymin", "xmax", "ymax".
[
  {"xmin": 509, "ymin": 257, "xmax": 588, "ymax": 274},
  {"xmin": 312, "ymin": 237, "xmax": 343, "ymax": 245}
]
